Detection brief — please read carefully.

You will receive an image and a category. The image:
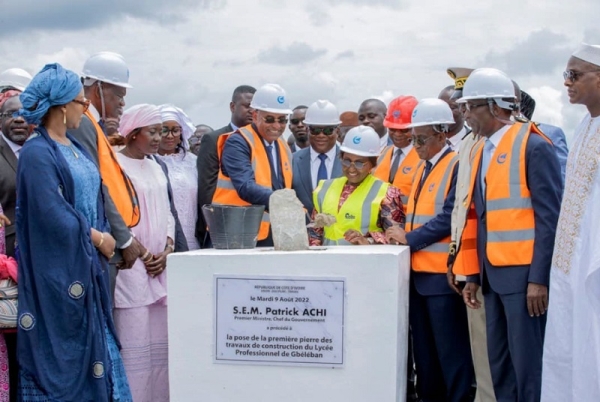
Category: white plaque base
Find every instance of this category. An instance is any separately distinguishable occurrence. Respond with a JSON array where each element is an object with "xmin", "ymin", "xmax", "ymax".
[{"xmin": 168, "ymin": 246, "xmax": 410, "ymax": 402}]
